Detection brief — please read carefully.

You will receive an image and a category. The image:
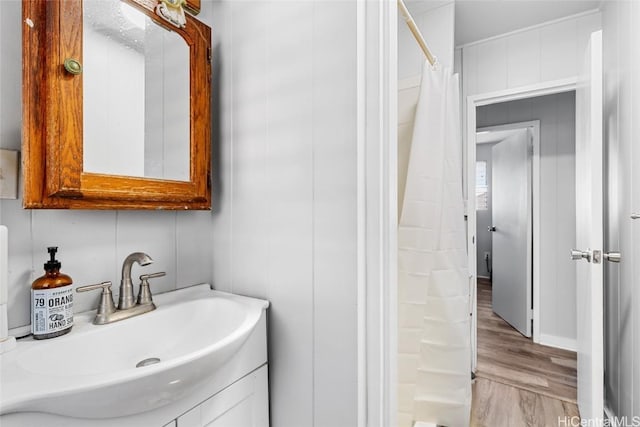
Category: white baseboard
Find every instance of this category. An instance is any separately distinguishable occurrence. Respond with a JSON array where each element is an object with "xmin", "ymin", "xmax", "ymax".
[
  {"xmin": 538, "ymin": 333, "xmax": 577, "ymax": 352},
  {"xmin": 476, "ymin": 275, "xmax": 490, "ymax": 280}
]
